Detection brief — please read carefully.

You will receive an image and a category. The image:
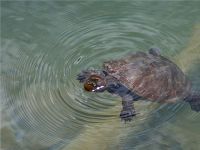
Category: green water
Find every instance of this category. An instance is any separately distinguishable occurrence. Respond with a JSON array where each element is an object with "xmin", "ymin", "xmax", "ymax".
[{"xmin": 1, "ymin": 1, "xmax": 200, "ymax": 150}]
